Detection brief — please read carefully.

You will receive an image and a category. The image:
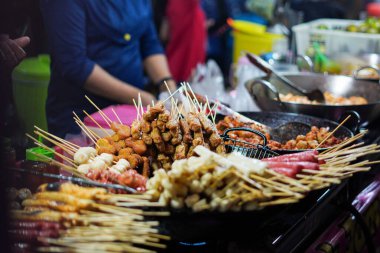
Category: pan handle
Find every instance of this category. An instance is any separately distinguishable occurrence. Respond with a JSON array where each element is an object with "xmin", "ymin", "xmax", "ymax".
[
  {"xmin": 246, "ymin": 79, "xmax": 284, "ymax": 107},
  {"xmin": 221, "ymin": 127, "xmax": 268, "ymax": 146},
  {"xmin": 338, "ymin": 110, "xmax": 361, "ymax": 134},
  {"xmin": 296, "ymin": 54, "xmax": 314, "ymax": 72},
  {"xmin": 353, "ymin": 65, "xmax": 380, "ymax": 83}
]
